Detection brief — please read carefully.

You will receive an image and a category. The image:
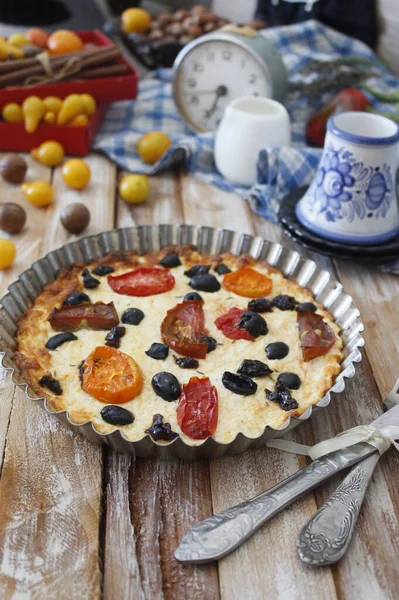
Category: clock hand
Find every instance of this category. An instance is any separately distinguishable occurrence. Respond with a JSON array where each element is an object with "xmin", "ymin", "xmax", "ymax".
[{"xmin": 204, "ymin": 85, "xmax": 228, "ymax": 118}]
